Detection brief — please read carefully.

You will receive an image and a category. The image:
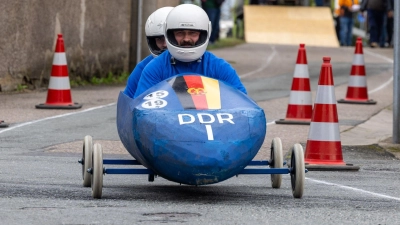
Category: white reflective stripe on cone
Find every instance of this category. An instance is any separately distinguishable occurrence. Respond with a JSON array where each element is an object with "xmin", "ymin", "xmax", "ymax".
[
  {"xmin": 293, "ymin": 64, "xmax": 310, "ymax": 78},
  {"xmin": 348, "ymin": 75, "xmax": 367, "ymax": 87},
  {"xmin": 48, "ymin": 77, "xmax": 71, "ymax": 90},
  {"xmin": 308, "ymin": 122, "xmax": 341, "ymax": 141},
  {"xmin": 289, "ymin": 91, "xmax": 312, "ymax": 105},
  {"xmin": 52, "ymin": 53, "xmax": 67, "ymax": 65},
  {"xmin": 352, "ymin": 54, "xmax": 364, "ymax": 66},
  {"xmin": 314, "ymin": 85, "xmax": 336, "ymax": 104}
]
